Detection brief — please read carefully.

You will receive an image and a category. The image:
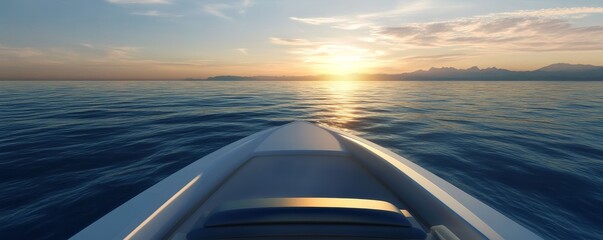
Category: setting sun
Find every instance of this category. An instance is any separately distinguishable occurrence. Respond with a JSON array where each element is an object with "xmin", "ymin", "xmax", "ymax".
[
  {"xmin": 1, "ymin": 2, "xmax": 602, "ymax": 79},
  {"xmin": 297, "ymin": 44, "xmax": 382, "ymax": 76},
  {"xmin": 323, "ymin": 55, "xmax": 364, "ymax": 75}
]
